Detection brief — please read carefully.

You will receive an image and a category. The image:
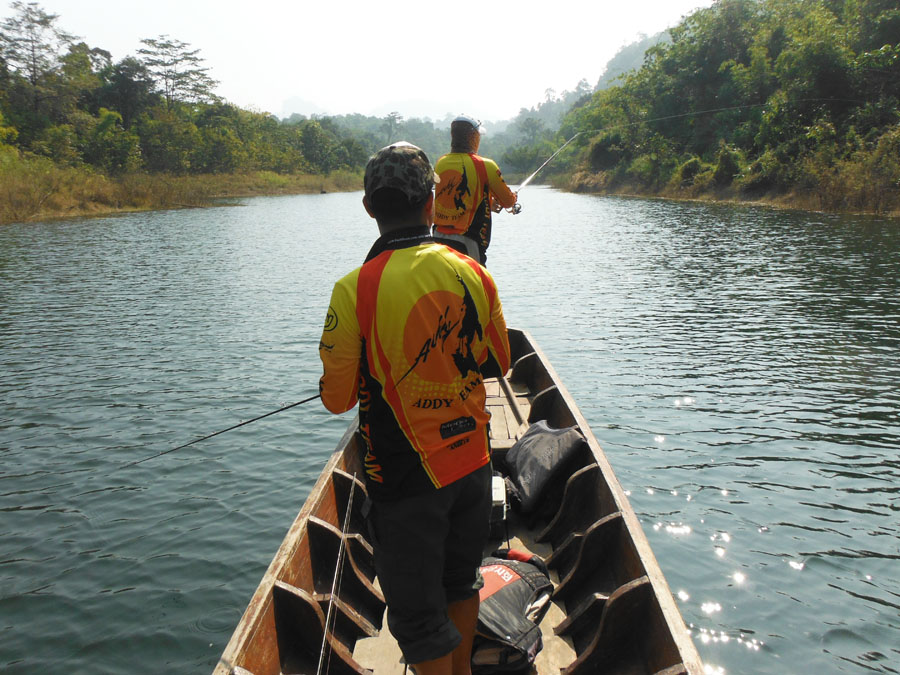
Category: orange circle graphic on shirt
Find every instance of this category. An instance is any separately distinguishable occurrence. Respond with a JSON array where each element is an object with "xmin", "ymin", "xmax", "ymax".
[{"xmin": 402, "ymin": 290, "xmax": 465, "ymax": 384}]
